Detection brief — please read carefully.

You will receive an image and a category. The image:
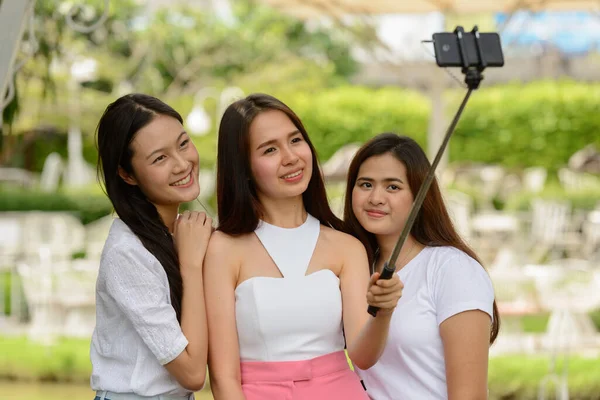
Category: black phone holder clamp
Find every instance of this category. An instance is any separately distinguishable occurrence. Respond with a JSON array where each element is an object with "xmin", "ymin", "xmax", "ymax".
[{"xmin": 455, "ymin": 25, "xmax": 486, "ymax": 90}]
